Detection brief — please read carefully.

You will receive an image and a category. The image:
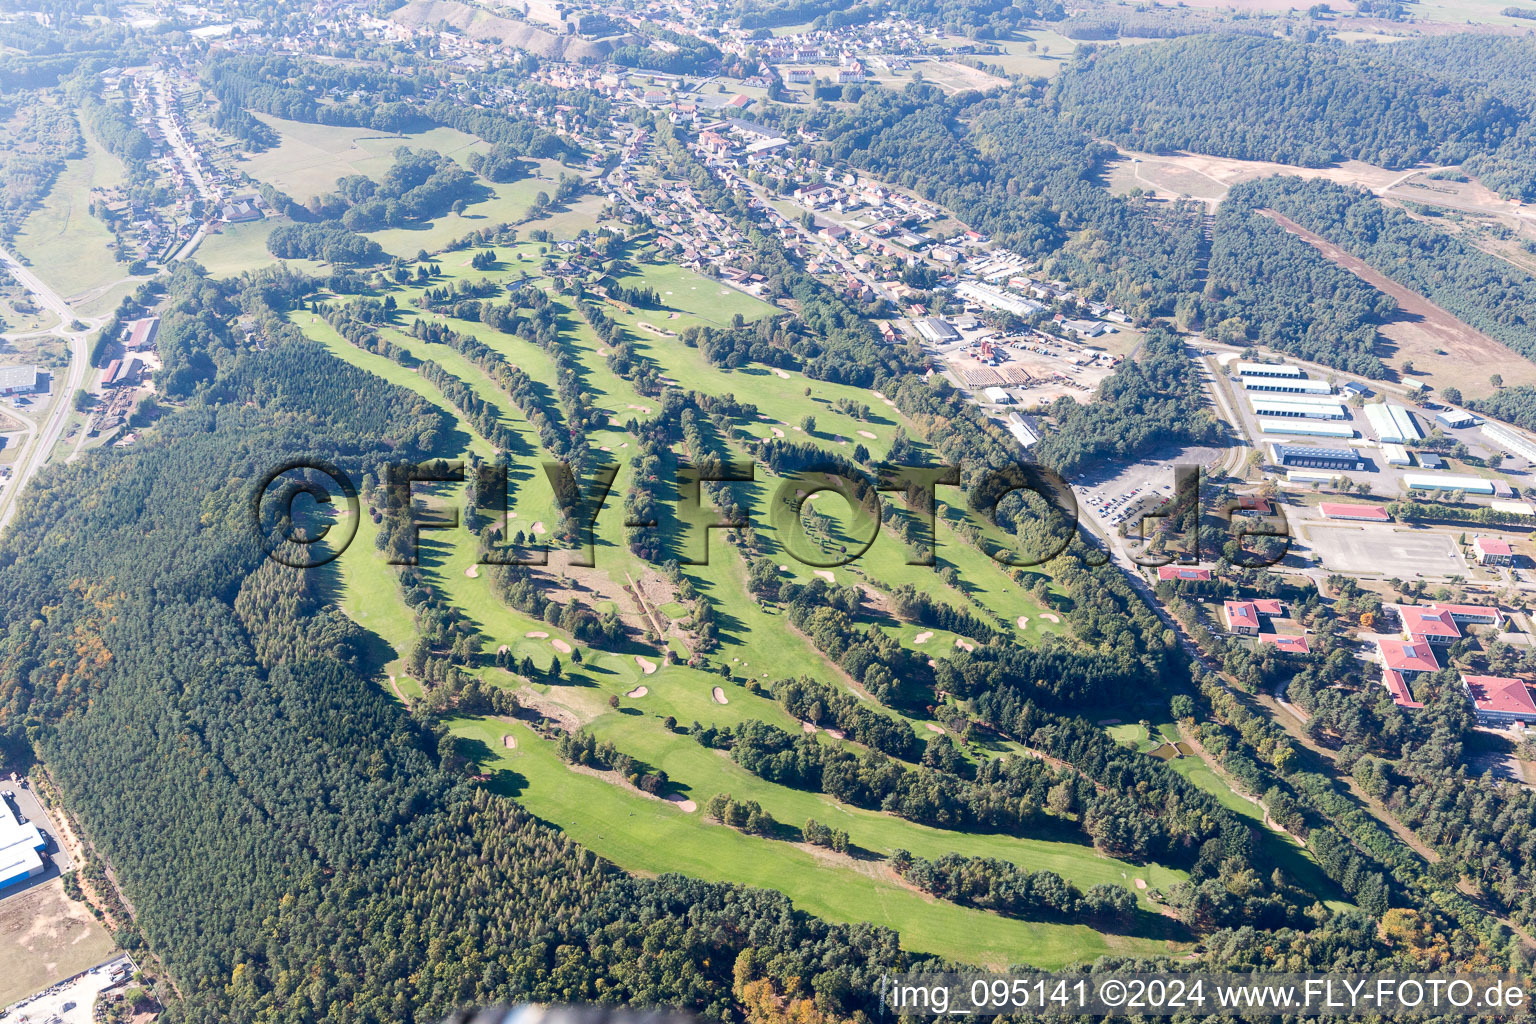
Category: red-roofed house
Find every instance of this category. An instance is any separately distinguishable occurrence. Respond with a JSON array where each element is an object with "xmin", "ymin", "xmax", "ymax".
[
  {"xmin": 1462, "ymin": 674, "xmax": 1536, "ymax": 726},
  {"xmin": 1474, "ymin": 537, "xmax": 1515, "ymax": 566},
  {"xmin": 1383, "ymin": 669, "xmax": 1424, "ymax": 709},
  {"xmin": 1378, "ymin": 638, "xmax": 1440, "ymax": 676},
  {"xmin": 1319, "ymin": 502, "xmax": 1390, "ymax": 522},
  {"xmin": 1157, "ymin": 566, "xmax": 1211, "ymax": 581},
  {"xmin": 1252, "ymin": 599, "xmax": 1286, "ymax": 617},
  {"xmin": 1259, "ymin": 634, "xmax": 1310, "ymax": 655},
  {"xmin": 1223, "ymin": 601, "xmax": 1261, "ymax": 635},
  {"xmin": 1398, "ymin": 605, "xmax": 1461, "ymax": 645}
]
